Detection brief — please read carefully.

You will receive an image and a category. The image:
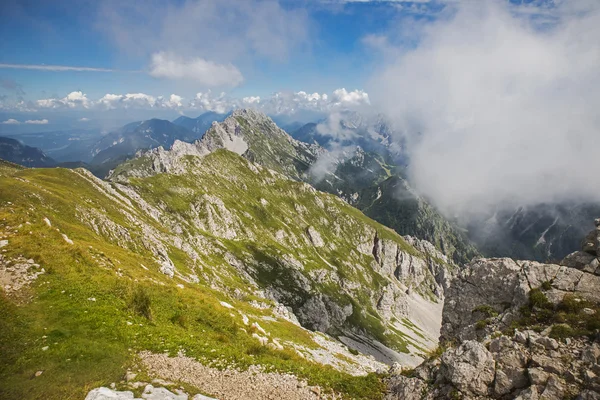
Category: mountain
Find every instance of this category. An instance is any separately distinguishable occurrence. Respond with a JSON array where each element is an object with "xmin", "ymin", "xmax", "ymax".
[
  {"xmin": 114, "ymin": 109, "xmax": 324, "ymax": 181},
  {"xmin": 6, "ymin": 129, "xmax": 103, "ymax": 163},
  {"xmin": 172, "ymin": 111, "xmax": 227, "ymax": 135},
  {"xmin": 0, "ymin": 136, "xmax": 56, "ymax": 167},
  {"xmin": 0, "ymin": 141, "xmax": 454, "ymax": 399},
  {"xmin": 291, "ymin": 111, "xmax": 405, "ymax": 163},
  {"xmin": 466, "ymin": 202, "xmax": 600, "ymax": 263},
  {"xmin": 115, "ymin": 110, "xmax": 477, "ymax": 265},
  {"xmin": 387, "ymin": 219, "xmax": 600, "ymax": 400},
  {"xmin": 355, "ymin": 176, "xmax": 480, "ymax": 265},
  {"xmin": 89, "ymin": 119, "xmax": 197, "ymax": 176}
]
